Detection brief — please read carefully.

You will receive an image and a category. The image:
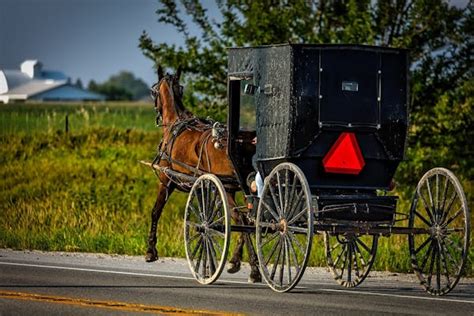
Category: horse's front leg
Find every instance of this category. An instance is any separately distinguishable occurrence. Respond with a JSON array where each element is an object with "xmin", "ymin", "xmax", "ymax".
[{"xmin": 146, "ymin": 180, "xmax": 174, "ymax": 262}]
